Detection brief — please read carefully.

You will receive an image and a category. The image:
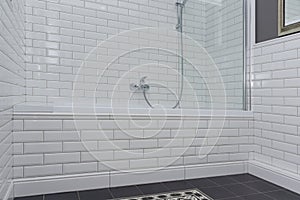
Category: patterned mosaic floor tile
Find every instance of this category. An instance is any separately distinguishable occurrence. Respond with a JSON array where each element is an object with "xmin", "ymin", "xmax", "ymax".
[{"xmin": 115, "ymin": 189, "xmax": 213, "ymax": 200}]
